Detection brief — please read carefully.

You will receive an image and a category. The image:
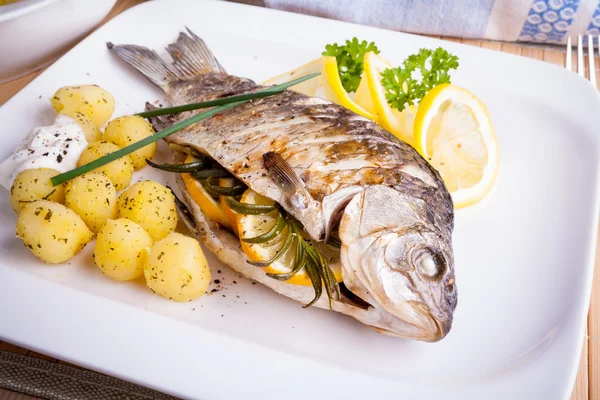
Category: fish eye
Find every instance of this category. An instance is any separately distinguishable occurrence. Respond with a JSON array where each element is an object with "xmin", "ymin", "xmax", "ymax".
[{"xmin": 413, "ymin": 248, "xmax": 445, "ymax": 280}]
